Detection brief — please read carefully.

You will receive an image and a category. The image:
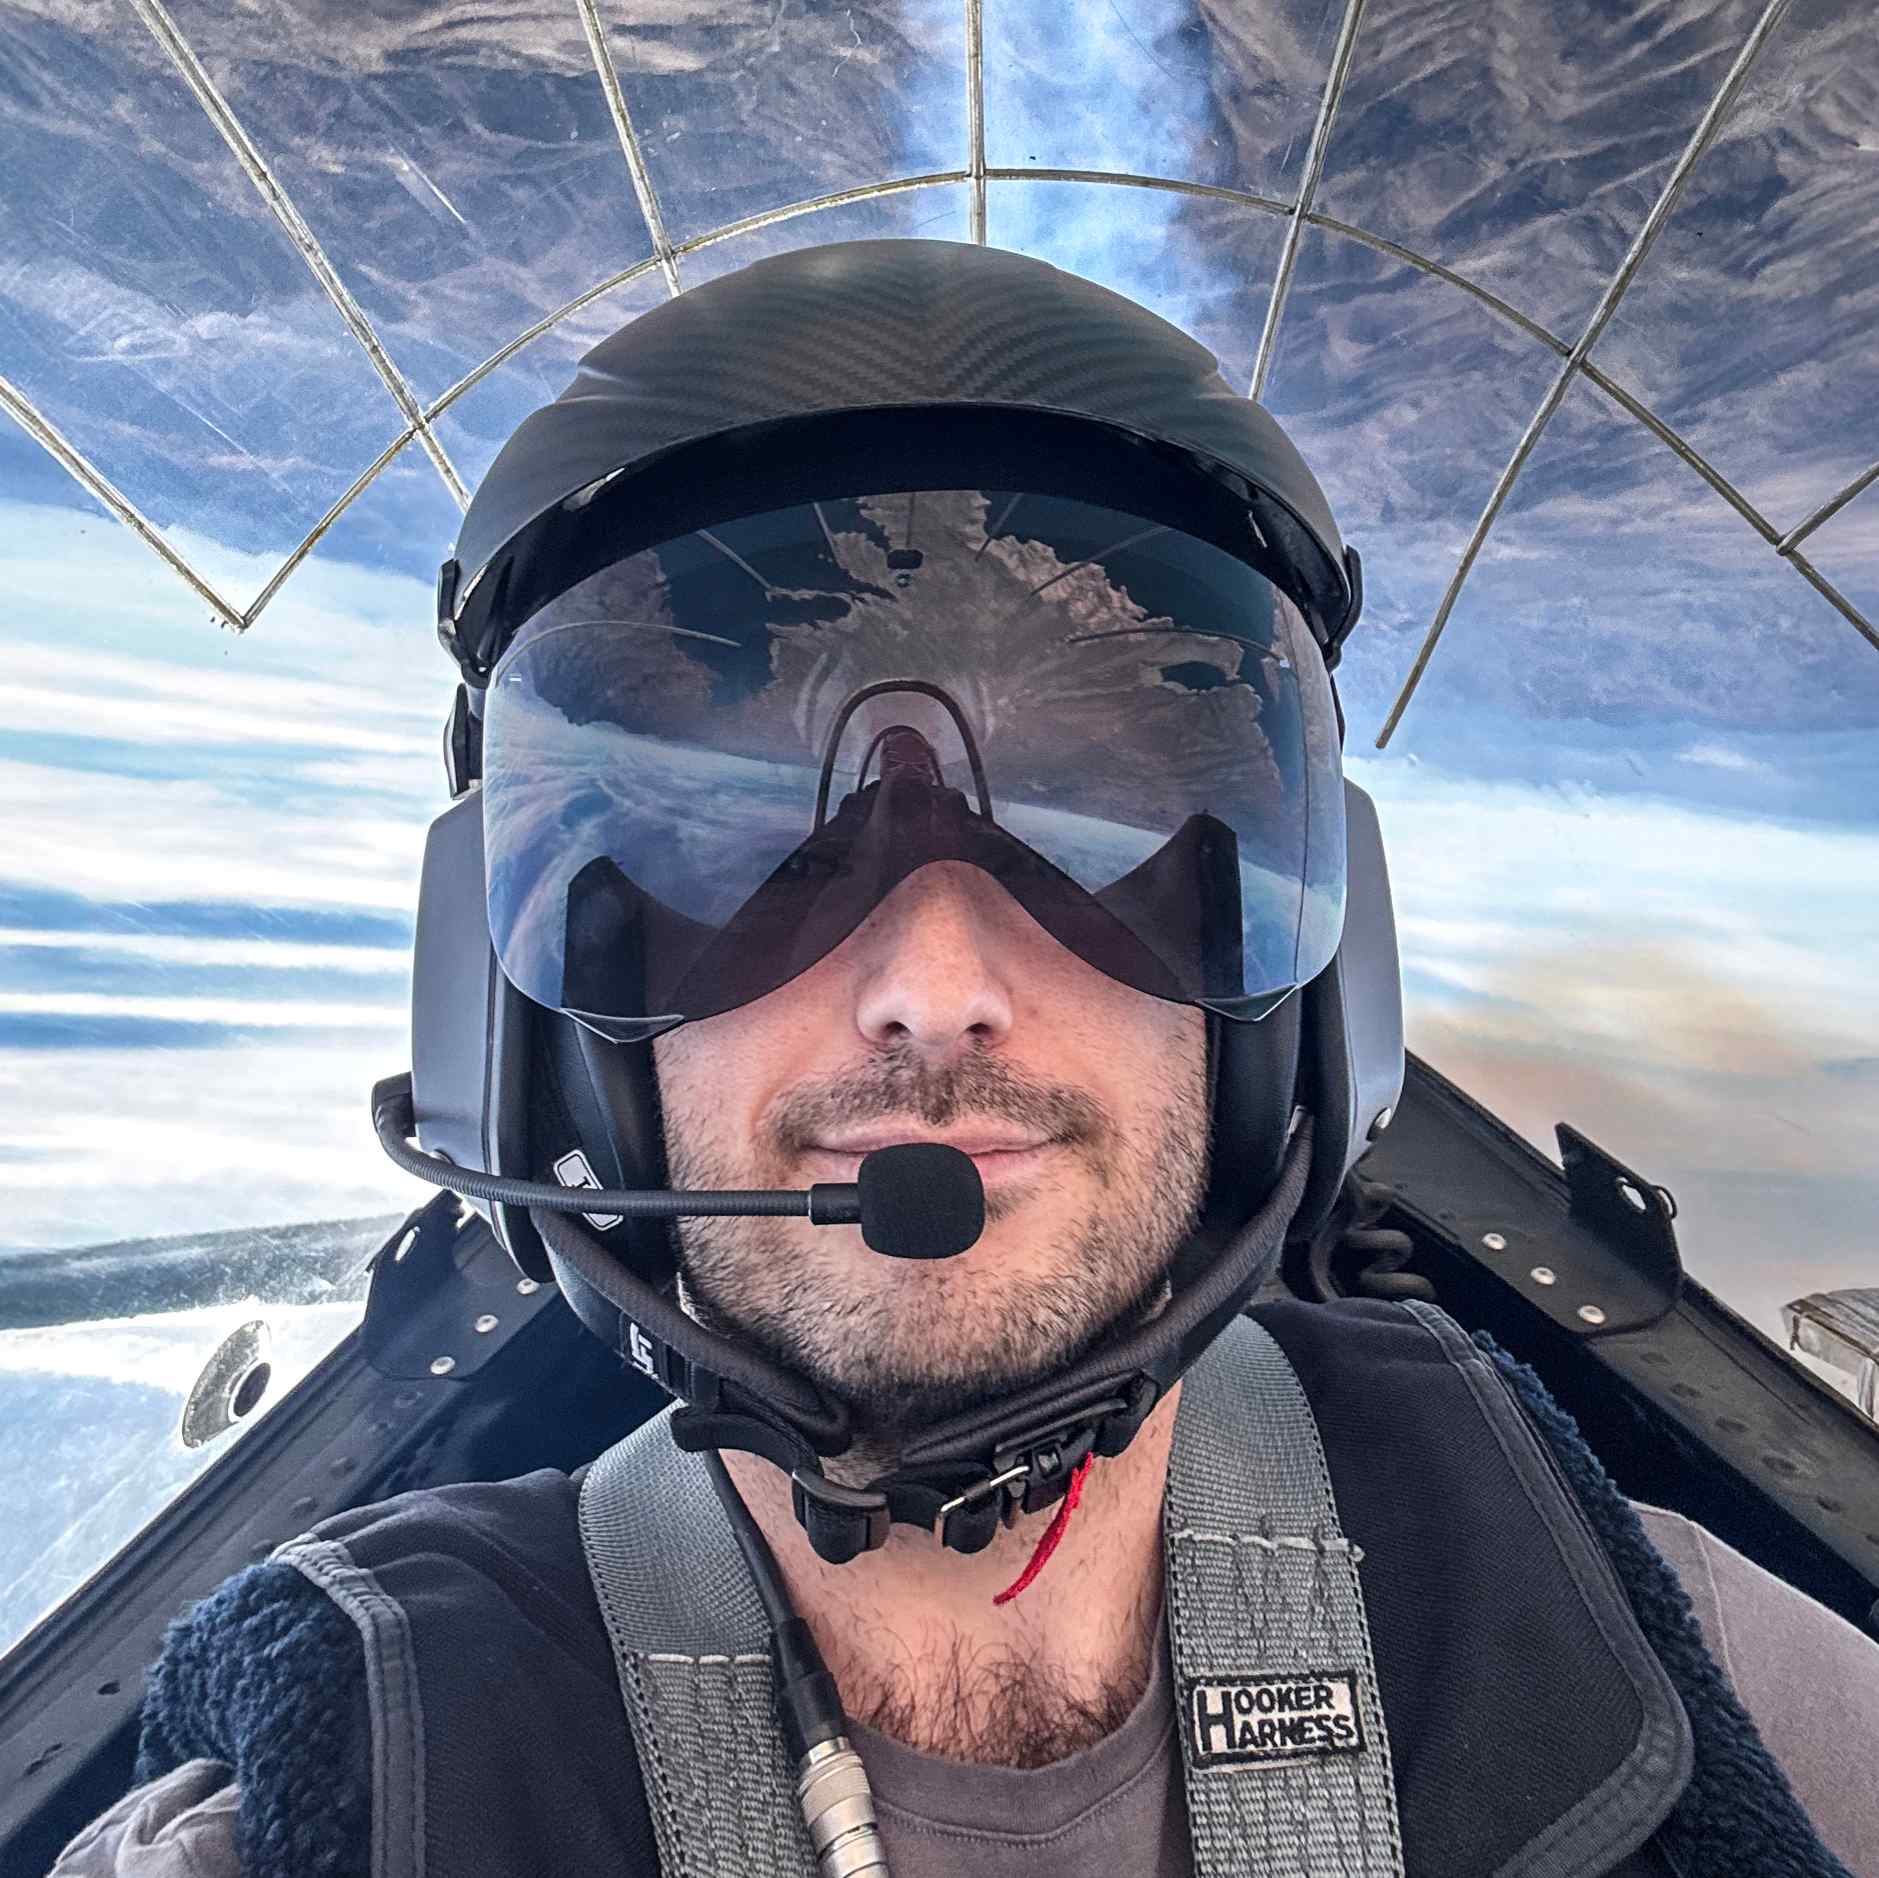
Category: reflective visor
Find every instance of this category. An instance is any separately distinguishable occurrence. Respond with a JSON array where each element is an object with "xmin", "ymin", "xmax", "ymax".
[{"xmin": 482, "ymin": 488, "xmax": 1345, "ymax": 1041}]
